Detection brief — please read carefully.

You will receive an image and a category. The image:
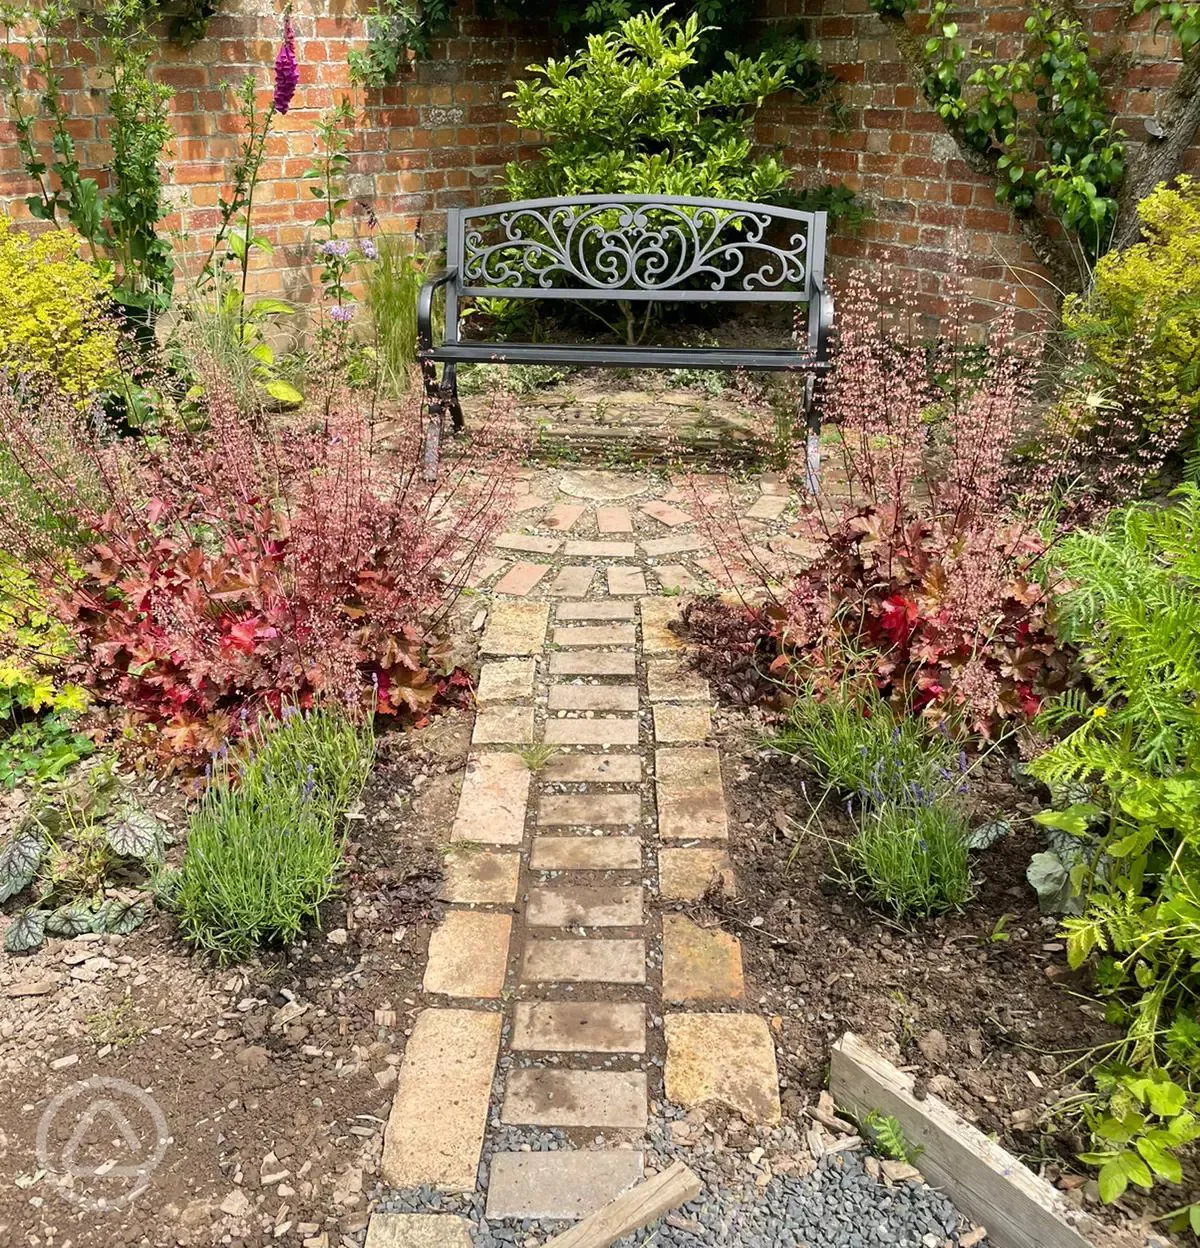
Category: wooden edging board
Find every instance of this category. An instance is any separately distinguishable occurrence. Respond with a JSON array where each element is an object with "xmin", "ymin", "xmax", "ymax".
[
  {"xmin": 830, "ymin": 1032, "xmax": 1163, "ymax": 1248},
  {"xmin": 544, "ymin": 1159, "xmax": 703, "ymax": 1248}
]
